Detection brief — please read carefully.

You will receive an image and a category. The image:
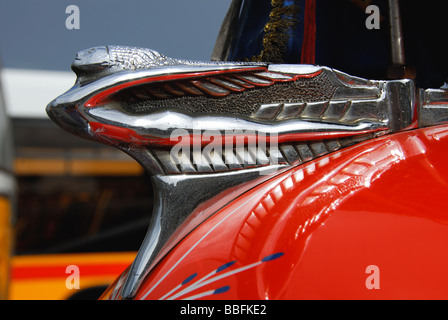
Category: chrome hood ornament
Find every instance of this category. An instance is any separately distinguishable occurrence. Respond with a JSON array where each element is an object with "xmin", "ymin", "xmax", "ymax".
[{"xmin": 47, "ymin": 45, "xmax": 447, "ymax": 299}]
